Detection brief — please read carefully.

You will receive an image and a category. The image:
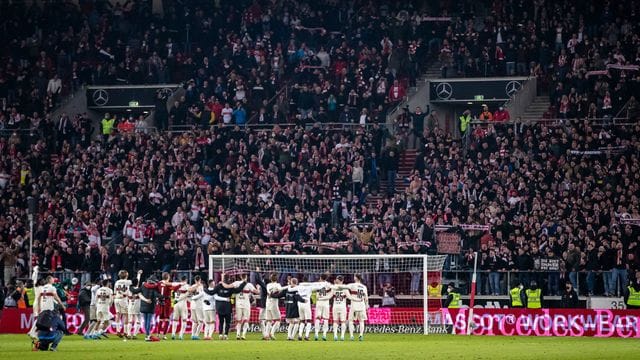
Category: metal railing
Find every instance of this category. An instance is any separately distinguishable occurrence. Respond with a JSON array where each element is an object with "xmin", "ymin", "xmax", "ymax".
[
  {"xmin": 470, "ymin": 116, "xmax": 633, "ymax": 126},
  {"xmin": 168, "ymin": 121, "xmax": 393, "ymax": 133},
  {"xmin": 441, "ymin": 269, "xmax": 627, "ymax": 297}
]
